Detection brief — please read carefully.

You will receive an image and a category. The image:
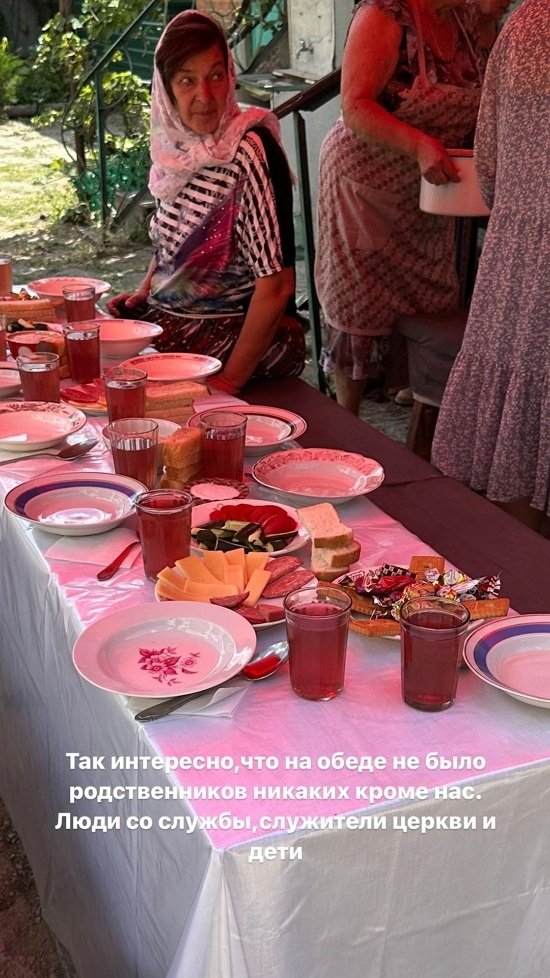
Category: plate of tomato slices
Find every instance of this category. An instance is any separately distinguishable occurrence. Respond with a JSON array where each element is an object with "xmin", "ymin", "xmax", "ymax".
[{"xmin": 191, "ymin": 498, "xmax": 309, "ymax": 556}]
